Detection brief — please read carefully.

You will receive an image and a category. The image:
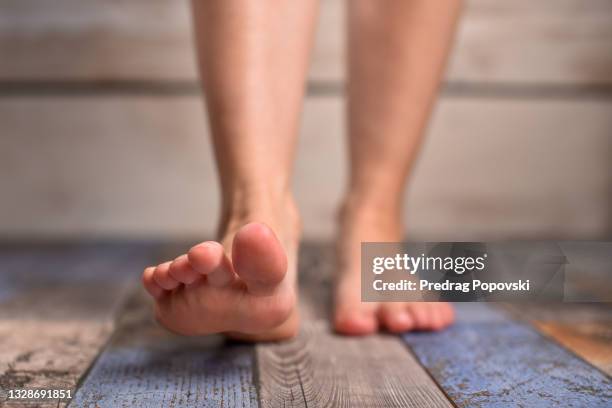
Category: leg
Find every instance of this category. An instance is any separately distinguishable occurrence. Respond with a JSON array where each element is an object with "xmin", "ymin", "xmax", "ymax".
[
  {"xmin": 335, "ymin": 0, "xmax": 462, "ymax": 334},
  {"xmin": 142, "ymin": 0, "xmax": 318, "ymax": 341}
]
